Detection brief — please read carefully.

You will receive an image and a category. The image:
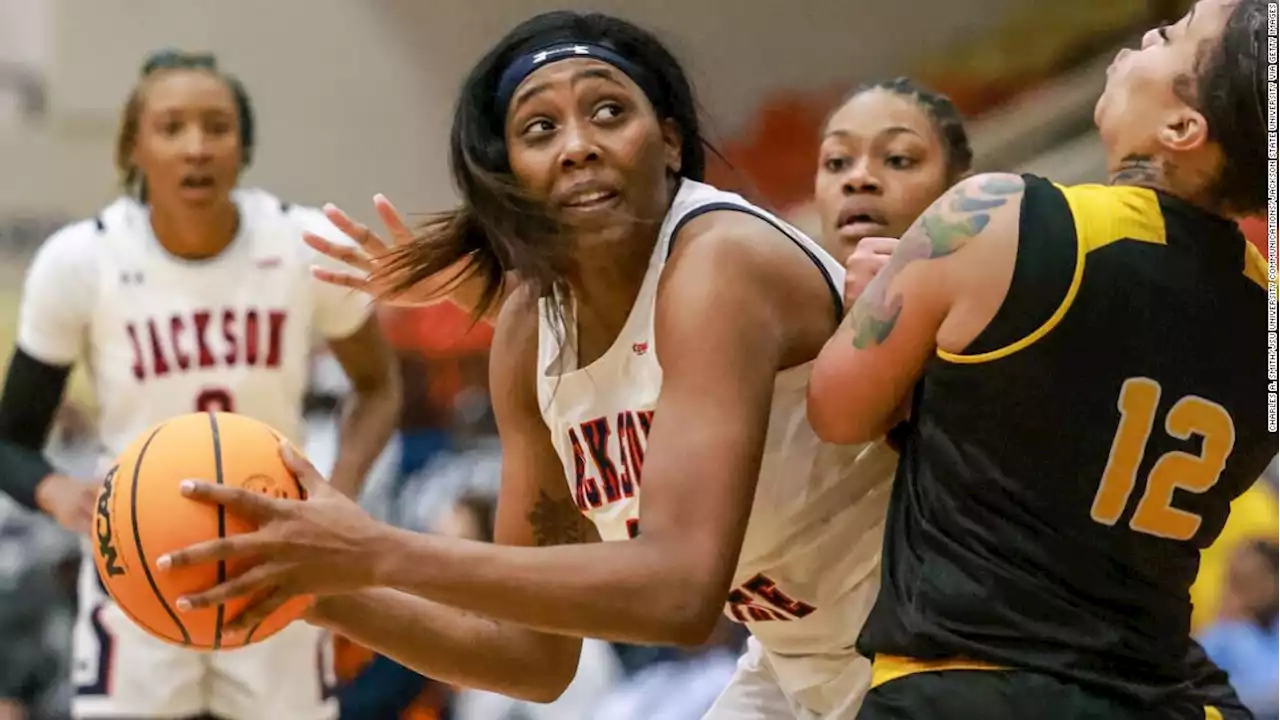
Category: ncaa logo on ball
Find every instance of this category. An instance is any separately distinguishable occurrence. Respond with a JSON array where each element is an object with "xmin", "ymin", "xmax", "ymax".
[
  {"xmin": 96, "ymin": 465, "xmax": 127, "ymax": 577},
  {"xmin": 243, "ymin": 474, "xmax": 289, "ymax": 499}
]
